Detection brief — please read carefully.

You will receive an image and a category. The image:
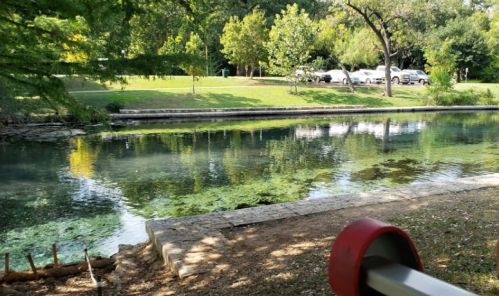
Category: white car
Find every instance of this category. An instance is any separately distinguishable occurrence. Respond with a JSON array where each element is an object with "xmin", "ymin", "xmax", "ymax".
[
  {"xmin": 295, "ymin": 66, "xmax": 313, "ymax": 79},
  {"xmin": 295, "ymin": 66, "xmax": 332, "ymax": 83},
  {"xmin": 327, "ymin": 70, "xmax": 361, "ymax": 84},
  {"xmin": 352, "ymin": 70, "xmax": 383, "ymax": 84},
  {"xmin": 376, "ymin": 66, "xmax": 411, "ymax": 84}
]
